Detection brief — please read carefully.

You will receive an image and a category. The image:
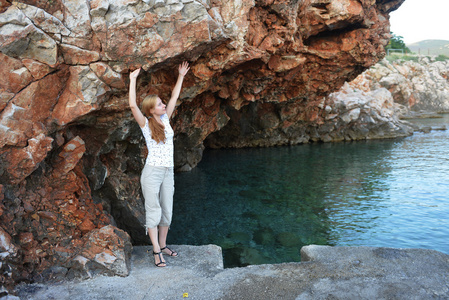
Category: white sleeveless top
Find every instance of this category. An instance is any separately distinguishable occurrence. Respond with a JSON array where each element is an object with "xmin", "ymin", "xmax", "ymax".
[{"xmin": 140, "ymin": 114, "xmax": 174, "ymax": 167}]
